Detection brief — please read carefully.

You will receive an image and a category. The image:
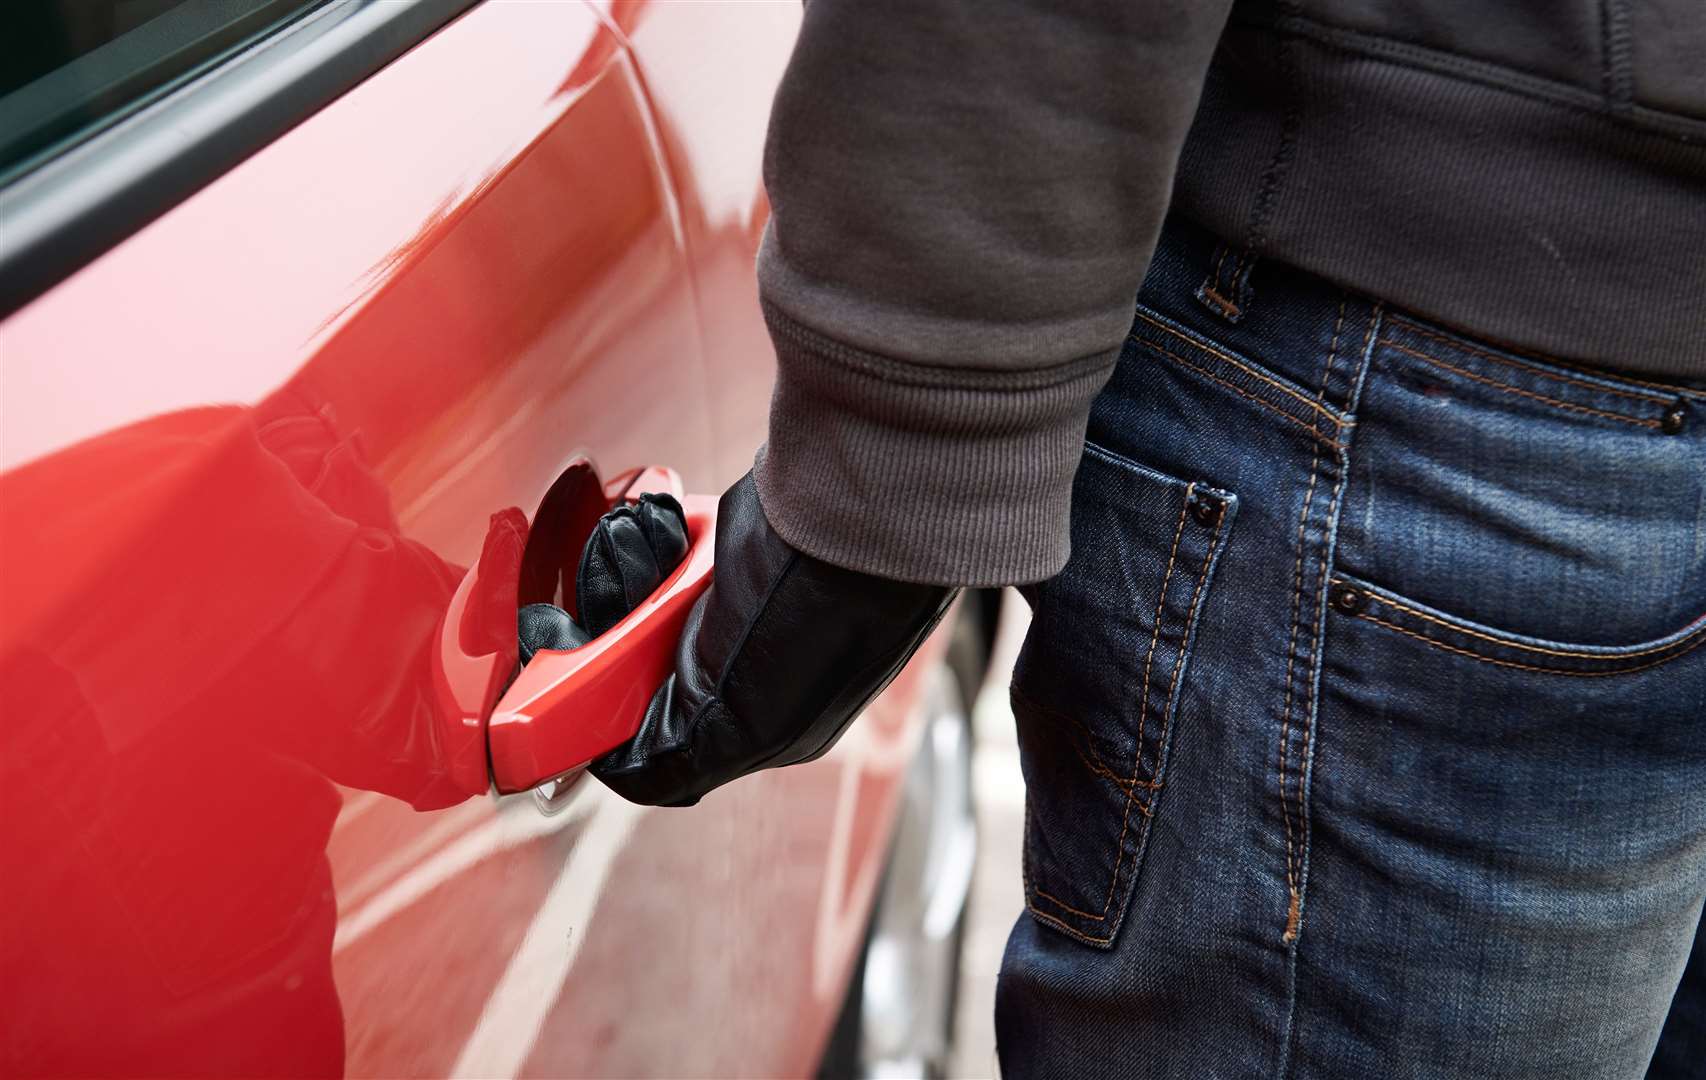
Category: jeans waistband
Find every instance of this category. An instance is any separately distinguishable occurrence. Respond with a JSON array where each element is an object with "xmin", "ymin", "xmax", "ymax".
[{"xmin": 1135, "ymin": 215, "xmax": 1705, "ymax": 425}]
